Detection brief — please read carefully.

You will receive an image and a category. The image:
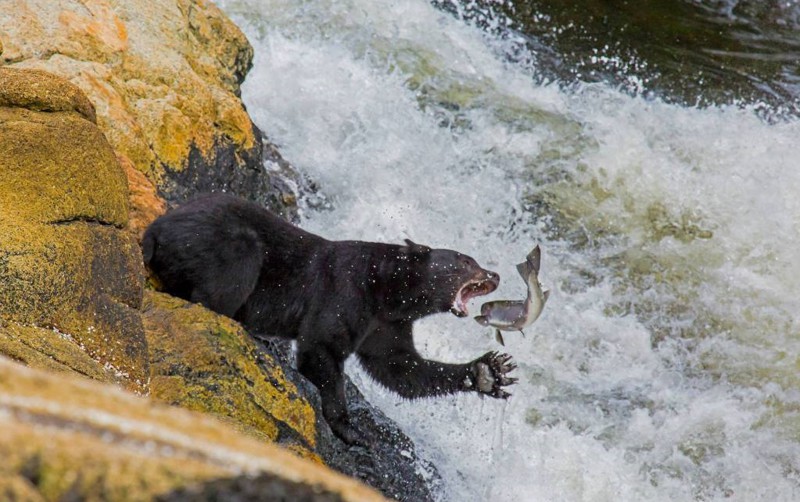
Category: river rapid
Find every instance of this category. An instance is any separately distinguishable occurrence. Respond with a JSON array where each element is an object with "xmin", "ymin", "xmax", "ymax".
[{"xmin": 217, "ymin": 0, "xmax": 800, "ymax": 499}]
